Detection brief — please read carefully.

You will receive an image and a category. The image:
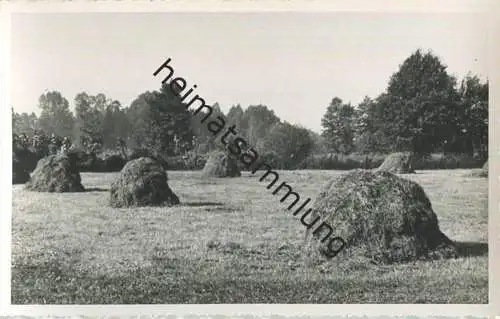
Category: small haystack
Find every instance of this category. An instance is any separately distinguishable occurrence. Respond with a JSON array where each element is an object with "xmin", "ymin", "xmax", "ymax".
[
  {"xmin": 482, "ymin": 160, "xmax": 488, "ymax": 176},
  {"xmin": 109, "ymin": 157, "xmax": 179, "ymax": 208},
  {"xmin": 12, "ymin": 153, "xmax": 30, "ymax": 184},
  {"xmin": 466, "ymin": 160, "xmax": 488, "ymax": 178},
  {"xmin": 25, "ymin": 155, "xmax": 85, "ymax": 192},
  {"xmin": 376, "ymin": 152, "xmax": 415, "ymax": 174},
  {"xmin": 305, "ymin": 169, "xmax": 457, "ymax": 264},
  {"xmin": 202, "ymin": 151, "xmax": 241, "ymax": 178}
]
